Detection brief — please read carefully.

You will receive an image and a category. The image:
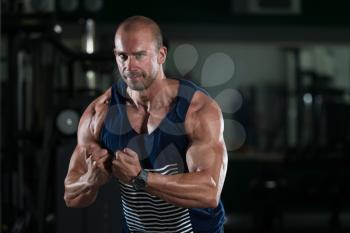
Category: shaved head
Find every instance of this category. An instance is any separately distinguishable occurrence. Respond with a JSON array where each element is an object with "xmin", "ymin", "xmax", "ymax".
[
  {"xmin": 113, "ymin": 16, "xmax": 168, "ymax": 91},
  {"xmin": 115, "ymin": 16, "xmax": 163, "ymax": 50}
]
